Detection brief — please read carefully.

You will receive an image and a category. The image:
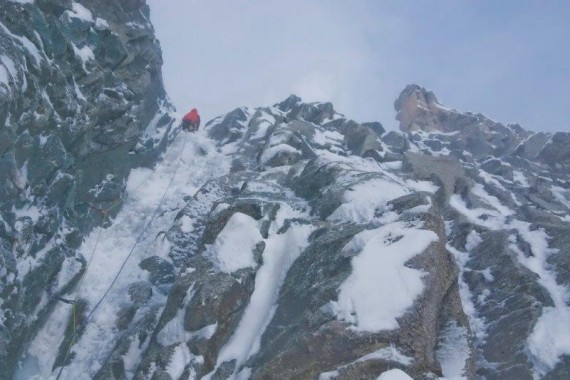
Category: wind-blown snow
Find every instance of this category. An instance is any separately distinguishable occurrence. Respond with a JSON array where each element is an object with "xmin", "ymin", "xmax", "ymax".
[
  {"xmin": 205, "ymin": 212, "xmax": 262, "ymax": 273},
  {"xmin": 209, "ymin": 204, "xmax": 313, "ymax": 376},
  {"xmin": 551, "ymin": 185, "xmax": 570, "ymax": 211},
  {"xmin": 0, "ymin": 21, "xmax": 43, "ymax": 65},
  {"xmin": 509, "ymin": 220, "xmax": 570, "ymax": 376},
  {"xmin": 334, "ymin": 221, "xmax": 438, "ymax": 331},
  {"xmin": 450, "ymin": 175, "xmax": 570, "ymax": 375}
]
